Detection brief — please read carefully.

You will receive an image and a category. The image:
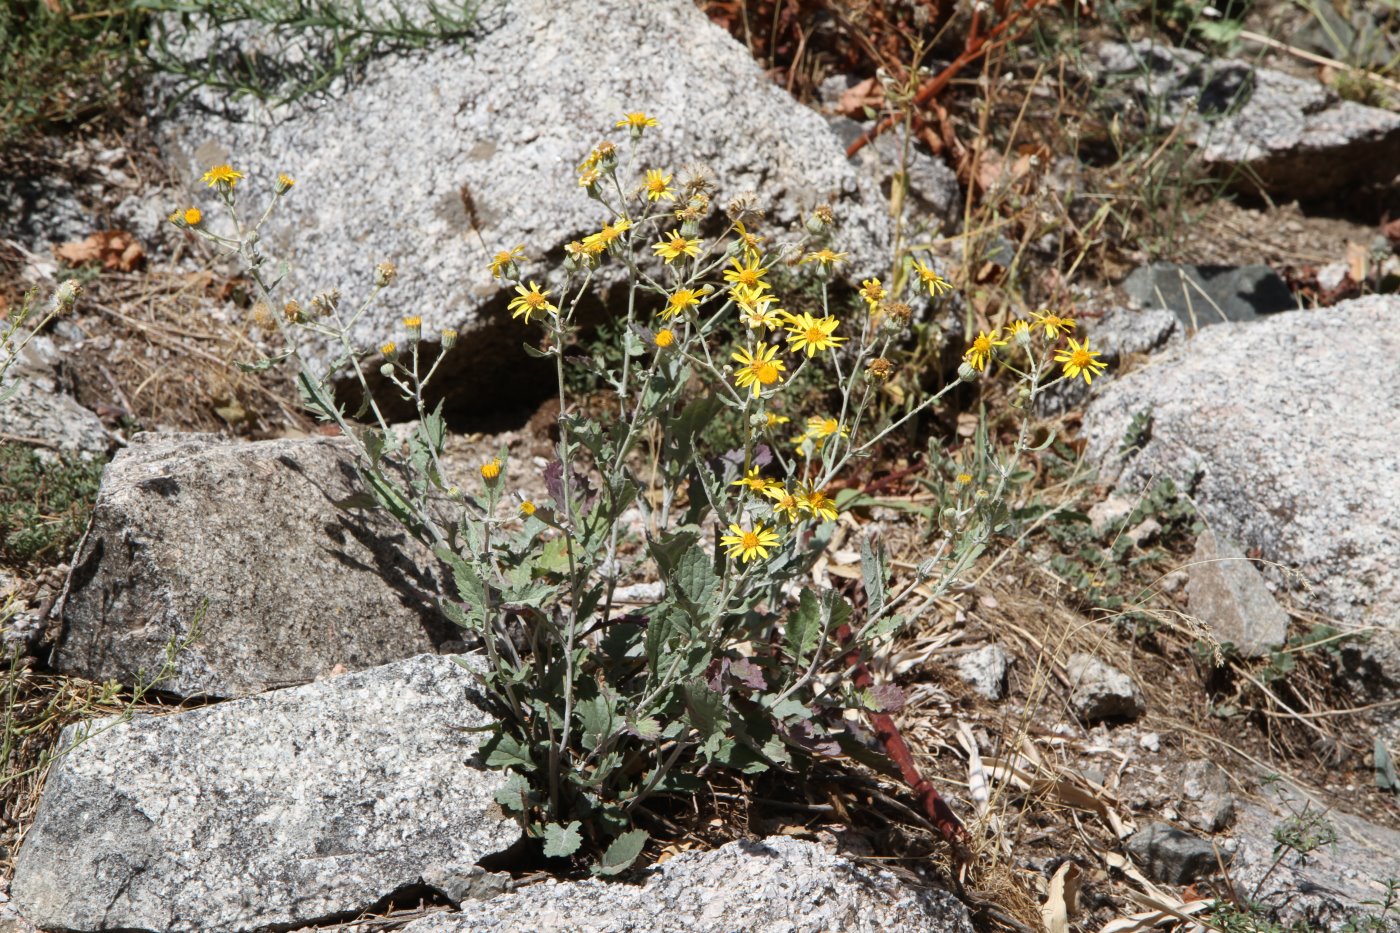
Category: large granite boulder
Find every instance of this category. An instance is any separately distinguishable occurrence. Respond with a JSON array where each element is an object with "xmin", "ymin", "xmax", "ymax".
[
  {"xmin": 400, "ymin": 835, "xmax": 973, "ymax": 933},
  {"xmin": 55, "ymin": 432, "xmax": 449, "ymax": 698},
  {"xmin": 1083, "ymin": 297, "xmax": 1400, "ymax": 694},
  {"xmin": 10, "ymin": 654, "xmax": 519, "ymax": 933},
  {"xmin": 1097, "ymin": 40, "xmax": 1400, "ymax": 201},
  {"xmin": 156, "ymin": 0, "xmax": 919, "ymax": 416}
]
